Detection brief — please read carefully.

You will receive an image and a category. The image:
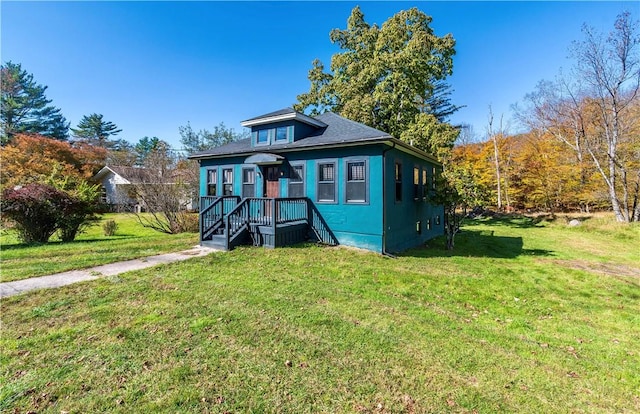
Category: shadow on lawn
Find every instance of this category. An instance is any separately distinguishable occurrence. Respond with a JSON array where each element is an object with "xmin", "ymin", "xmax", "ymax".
[
  {"xmin": 0, "ymin": 235, "xmax": 138, "ymax": 250},
  {"xmin": 403, "ymin": 229, "xmax": 554, "ymax": 259},
  {"xmin": 463, "ymin": 213, "xmax": 593, "ymax": 229},
  {"xmin": 463, "ymin": 215, "xmax": 546, "ymax": 229}
]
